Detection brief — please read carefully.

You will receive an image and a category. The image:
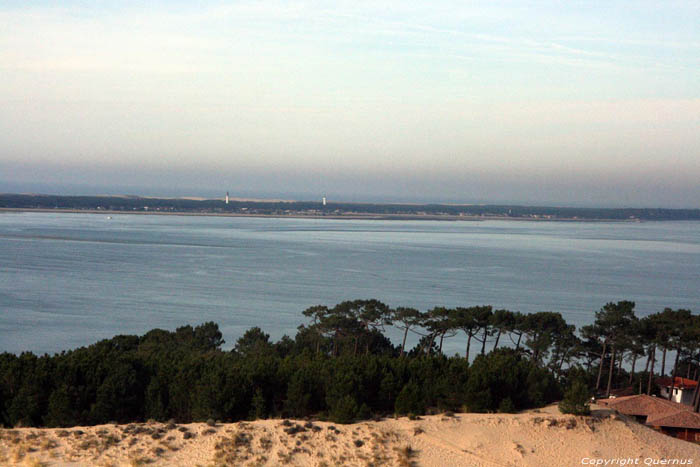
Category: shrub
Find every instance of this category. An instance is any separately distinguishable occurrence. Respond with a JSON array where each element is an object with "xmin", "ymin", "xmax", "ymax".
[
  {"xmin": 559, "ymin": 380, "xmax": 591, "ymax": 416},
  {"xmin": 498, "ymin": 398, "xmax": 515, "ymax": 413},
  {"xmin": 357, "ymin": 403, "xmax": 371, "ymax": 420},
  {"xmin": 330, "ymin": 395, "xmax": 358, "ymax": 424}
]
